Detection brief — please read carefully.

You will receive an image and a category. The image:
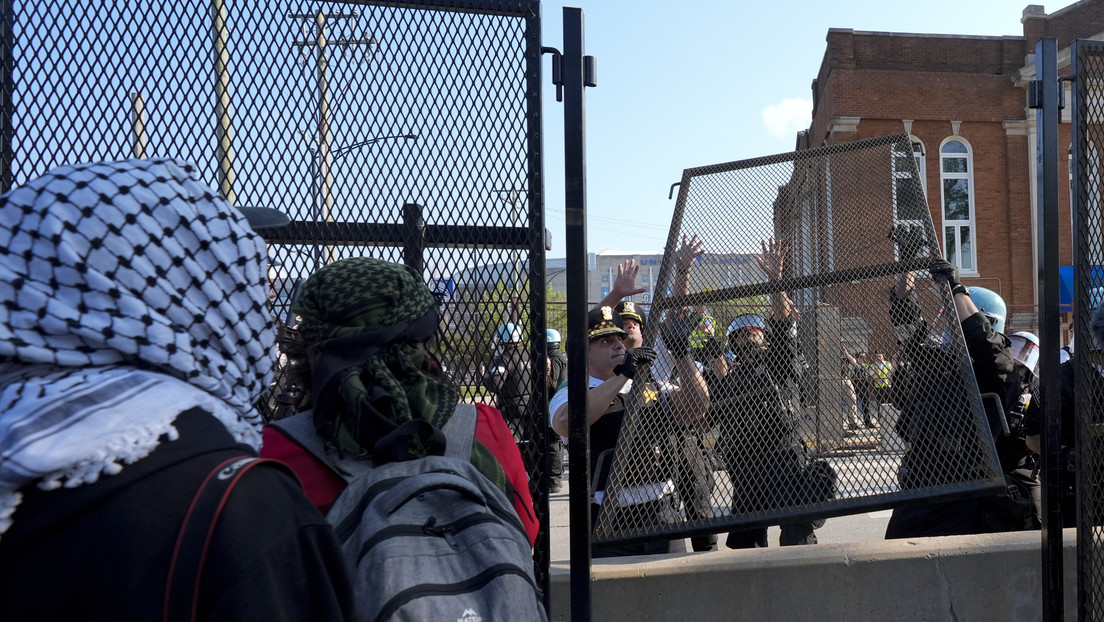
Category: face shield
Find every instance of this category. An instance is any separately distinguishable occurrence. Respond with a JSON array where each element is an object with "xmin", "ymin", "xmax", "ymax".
[{"xmin": 1008, "ymin": 332, "xmax": 1040, "ymax": 375}]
